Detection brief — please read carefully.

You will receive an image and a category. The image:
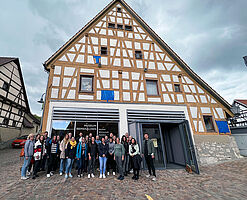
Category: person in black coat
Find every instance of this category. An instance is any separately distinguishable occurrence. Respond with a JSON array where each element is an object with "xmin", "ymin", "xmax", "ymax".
[{"xmin": 65, "ymin": 137, "xmax": 77, "ymax": 179}]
